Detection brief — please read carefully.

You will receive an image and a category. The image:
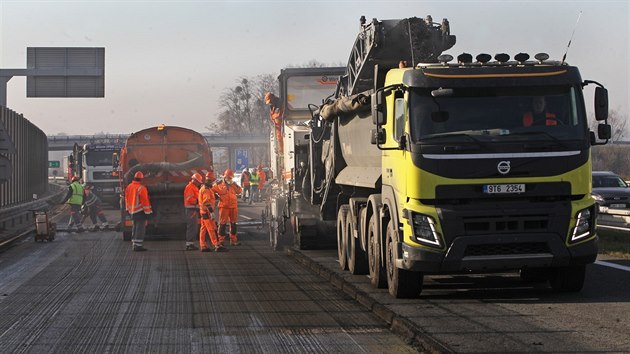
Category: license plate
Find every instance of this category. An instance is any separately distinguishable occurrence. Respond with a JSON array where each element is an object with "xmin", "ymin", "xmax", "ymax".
[
  {"xmin": 483, "ymin": 184, "xmax": 525, "ymax": 194},
  {"xmin": 610, "ymin": 203, "xmax": 626, "ymax": 208}
]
